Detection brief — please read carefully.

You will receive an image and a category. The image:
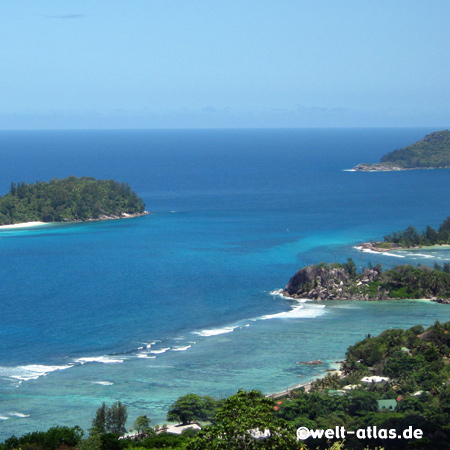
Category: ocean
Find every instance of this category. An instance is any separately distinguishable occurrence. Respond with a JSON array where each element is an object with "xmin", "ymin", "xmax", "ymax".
[{"xmin": 1, "ymin": 128, "xmax": 450, "ymax": 439}]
